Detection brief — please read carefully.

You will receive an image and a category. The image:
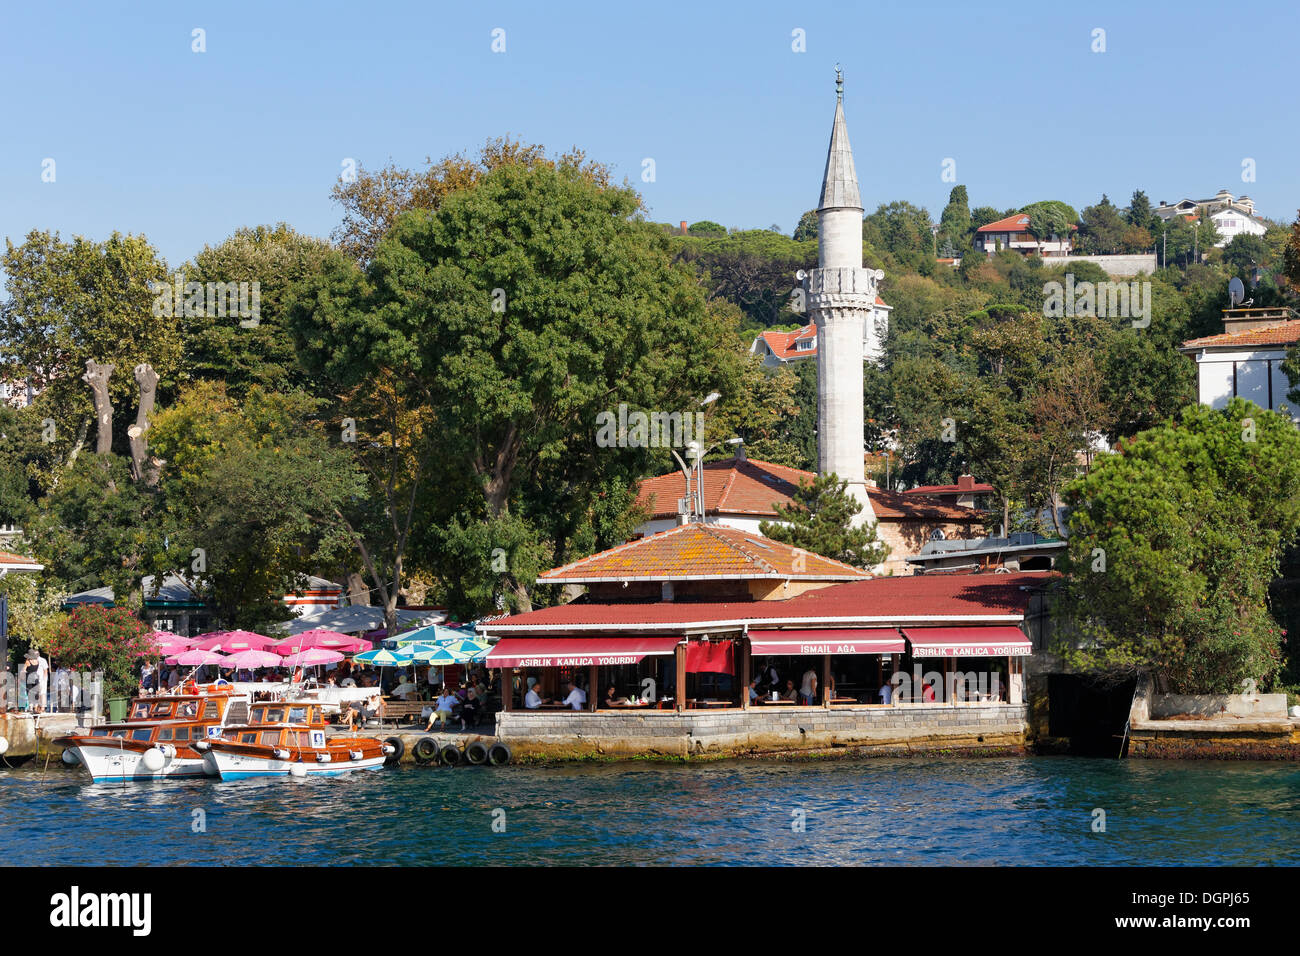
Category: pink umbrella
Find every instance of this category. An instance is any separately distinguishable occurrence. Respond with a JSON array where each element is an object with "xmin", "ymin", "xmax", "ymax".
[
  {"xmin": 143, "ymin": 630, "xmax": 195, "ymax": 657},
  {"xmin": 195, "ymin": 629, "xmax": 276, "ymax": 652},
  {"xmin": 275, "ymin": 629, "xmax": 372, "ymax": 655},
  {"xmin": 165, "ymin": 648, "xmax": 230, "ymax": 667},
  {"xmin": 281, "ymin": 648, "xmax": 345, "ymax": 668},
  {"xmin": 222, "ymin": 648, "xmax": 284, "ymax": 670}
]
